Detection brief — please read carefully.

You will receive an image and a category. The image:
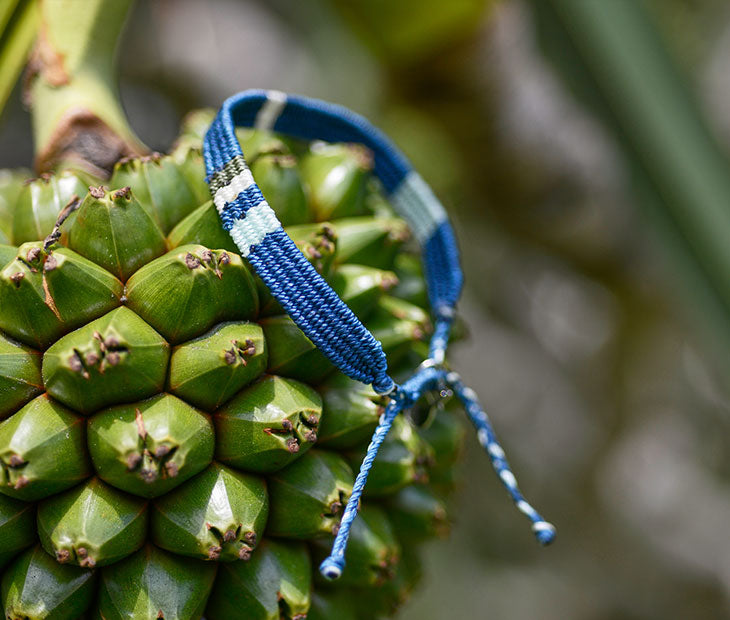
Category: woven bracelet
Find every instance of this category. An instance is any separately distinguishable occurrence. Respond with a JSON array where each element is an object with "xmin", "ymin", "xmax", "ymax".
[{"xmin": 203, "ymin": 89, "xmax": 556, "ymax": 580}]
